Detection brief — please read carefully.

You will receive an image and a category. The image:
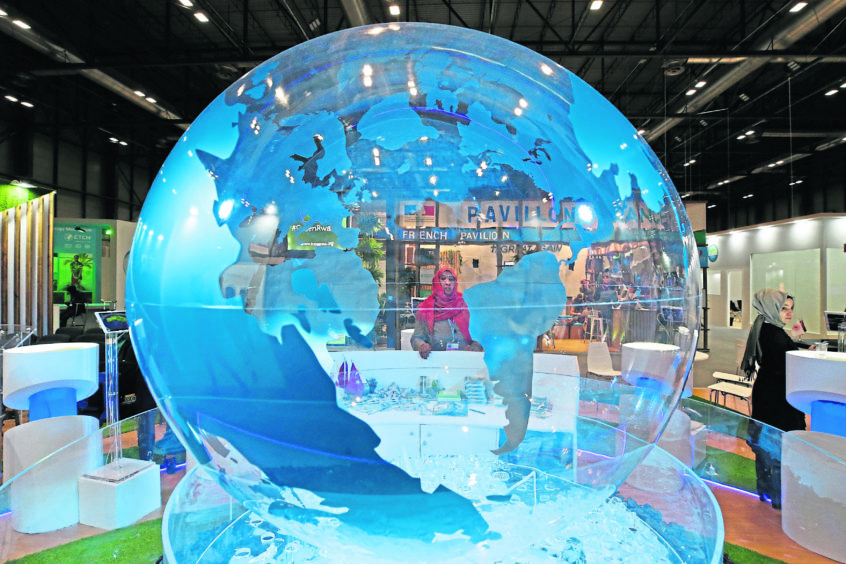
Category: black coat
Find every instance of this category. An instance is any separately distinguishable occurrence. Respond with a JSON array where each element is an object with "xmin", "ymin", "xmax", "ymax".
[{"xmin": 750, "ymin": 323, "xmax": 806, "ymax": 432}]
